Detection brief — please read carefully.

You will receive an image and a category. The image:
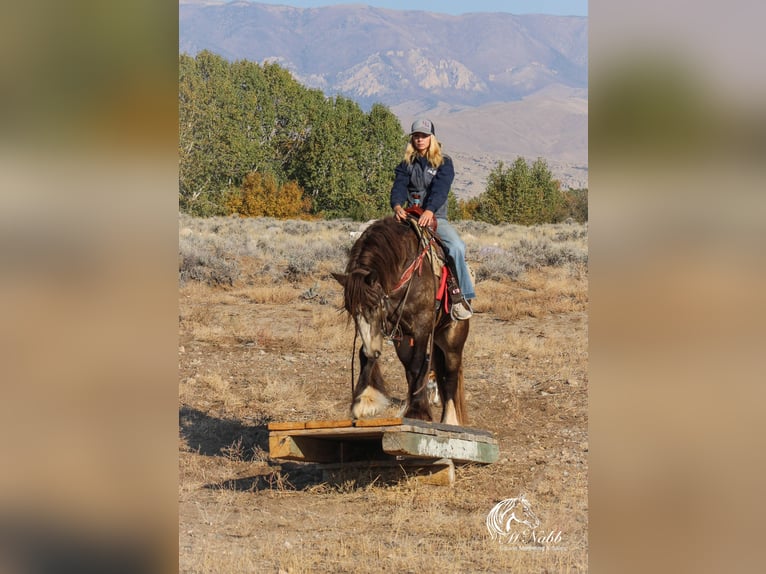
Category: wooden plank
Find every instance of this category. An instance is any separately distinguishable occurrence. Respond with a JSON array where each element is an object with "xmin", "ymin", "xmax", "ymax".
[
  {"xmin": 305, "ymin": 419, "xmax": 353, "ymax": 429},
  {"xmin": 268, "ymin": 421, "xmax": 306, "ymax": 431},
  {"xmin": 382, "ymin": 430, "xmax": 499, "ymax": 464},
  {"xmin": 270, "ymin": 426, "xmax": 389, "ymax": 440},
  {"xmin": 401, "ymin": 417, "xmax": 495, "ymax": 438},
  {"xmin": 397, "ymin": 424, "xmax": 498, "ymax": 445},
  {"xmin": 354, "ymin": 417, "xmax": 403, "ymax": 428},
  {"xmin": 380, "ymin": 424, "xmax": 497, "ymax": 446},
  {"xmin": 268, "ymin": 434, "xmax": 340, "ymax": 463}
]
